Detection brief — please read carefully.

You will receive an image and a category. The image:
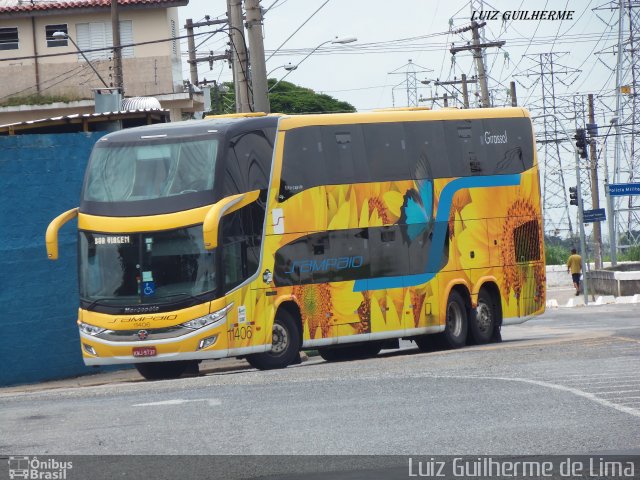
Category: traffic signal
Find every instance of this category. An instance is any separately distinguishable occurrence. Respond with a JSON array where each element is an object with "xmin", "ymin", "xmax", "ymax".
[
  {"xmin": 569, "ymin": 186, "xmax": 579, "ymax": 206},
  {"xmin": 574, "ymin": 128, "xmax": 588, "ymax": 159}
]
